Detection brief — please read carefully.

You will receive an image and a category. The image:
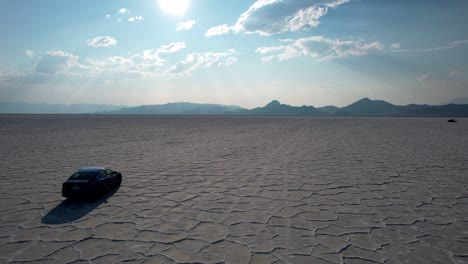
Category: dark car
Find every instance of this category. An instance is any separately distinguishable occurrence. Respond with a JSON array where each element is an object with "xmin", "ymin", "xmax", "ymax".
[{"xmin": 62, "ymin": 167, "xmax": 122, "ymax": 200}]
